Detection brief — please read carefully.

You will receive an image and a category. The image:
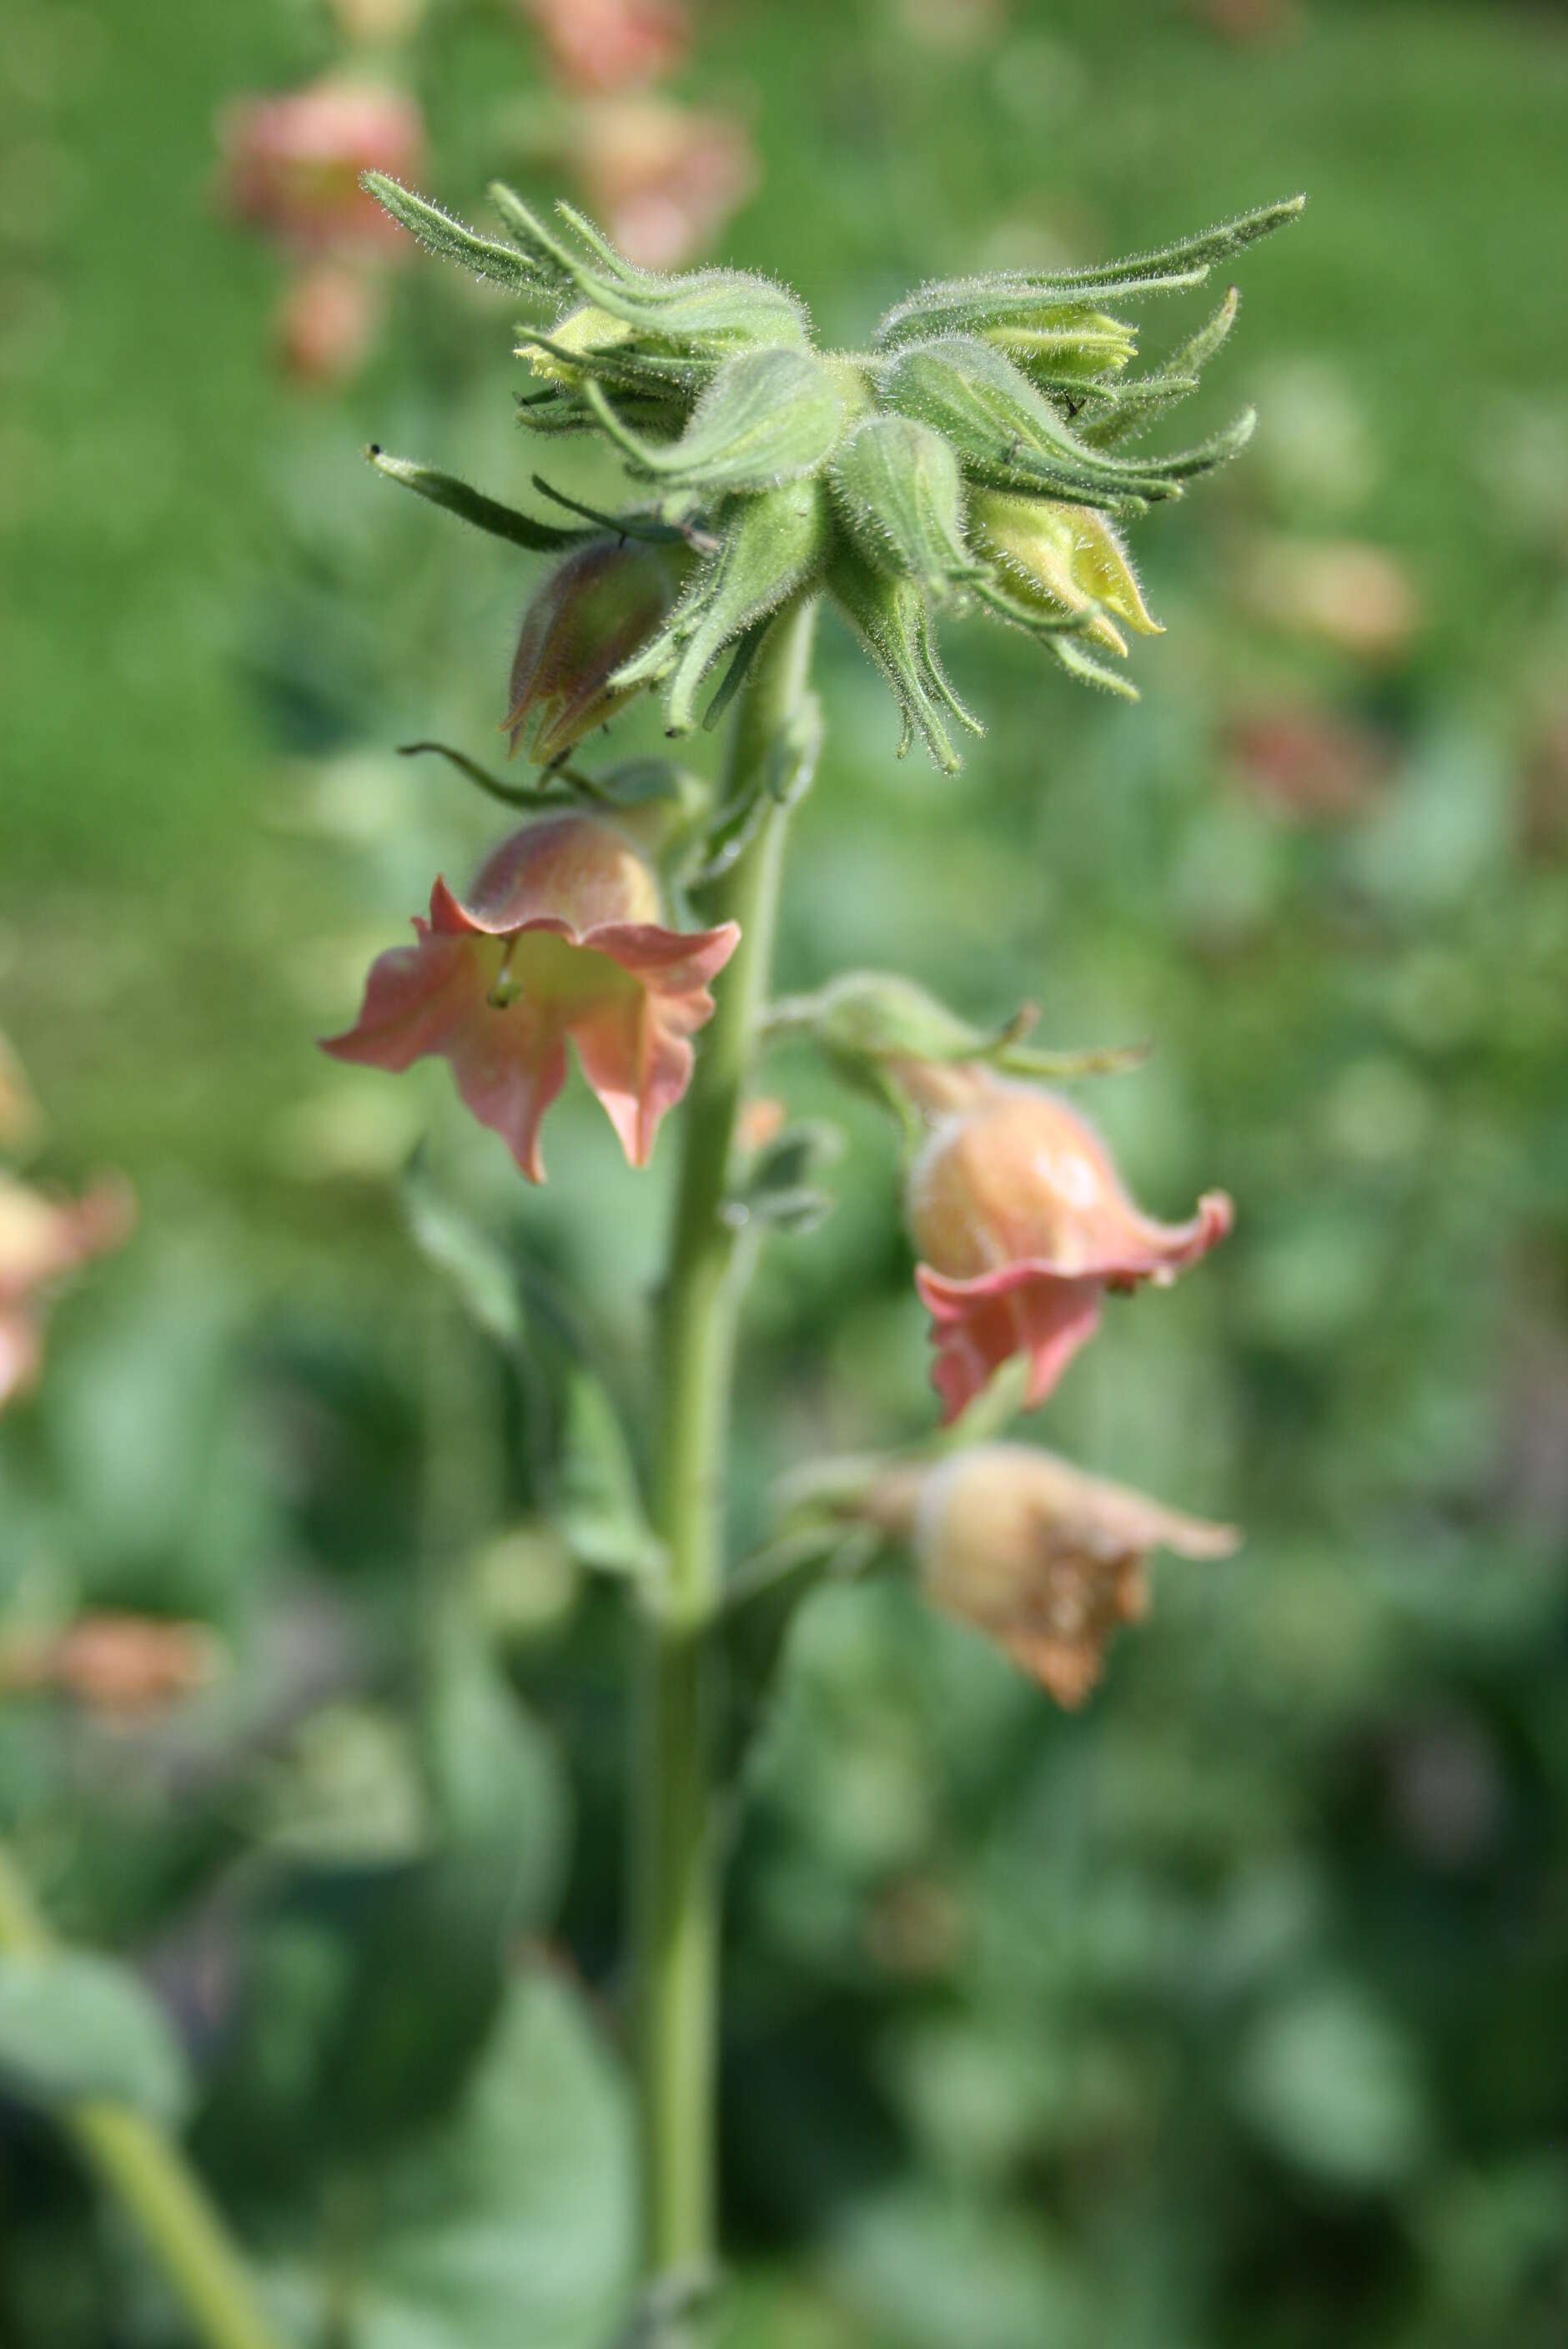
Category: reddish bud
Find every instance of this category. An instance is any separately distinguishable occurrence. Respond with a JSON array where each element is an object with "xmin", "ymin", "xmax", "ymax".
[
  {"xmin": 505, "ymin": 539, "xmax": 691, "ymax": 763},
  {"xmin": 880, "ymin": 1442, "xmax": 1238, "ymax": 1706},
  {"xmin": 904, "ymin": 1074, "xmax": 1232, "ymax": 1421},
  {"xmin": 321, "ymin": 812, "xmax": 738, "ymax": 1179}
]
